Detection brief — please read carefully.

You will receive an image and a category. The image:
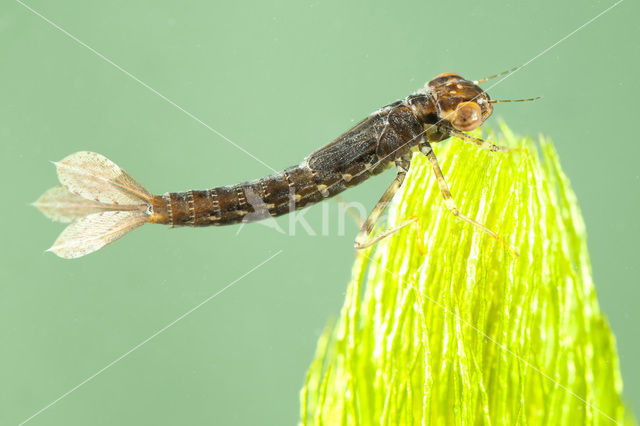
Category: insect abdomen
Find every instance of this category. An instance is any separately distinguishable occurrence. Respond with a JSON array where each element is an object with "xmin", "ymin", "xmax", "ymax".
[{"xmin": 150, "ymin": 159, "xmax": 381, "ymax": 227}]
